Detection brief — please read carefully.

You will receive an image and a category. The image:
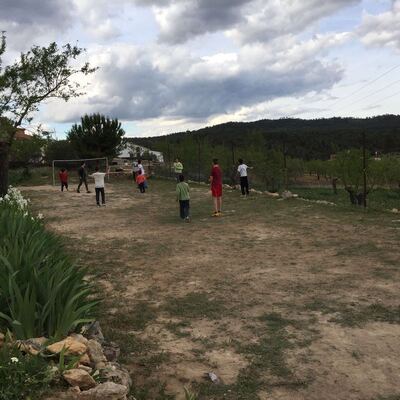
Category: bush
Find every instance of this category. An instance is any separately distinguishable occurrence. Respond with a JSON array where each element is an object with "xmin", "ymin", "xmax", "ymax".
[
  {"xmin": 0, "ymin": 188, "xmax": 97, "ymax": 339},
  {"xmin": 0, "ymin": 341, "xmax": 53, "ymax": 400}
]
